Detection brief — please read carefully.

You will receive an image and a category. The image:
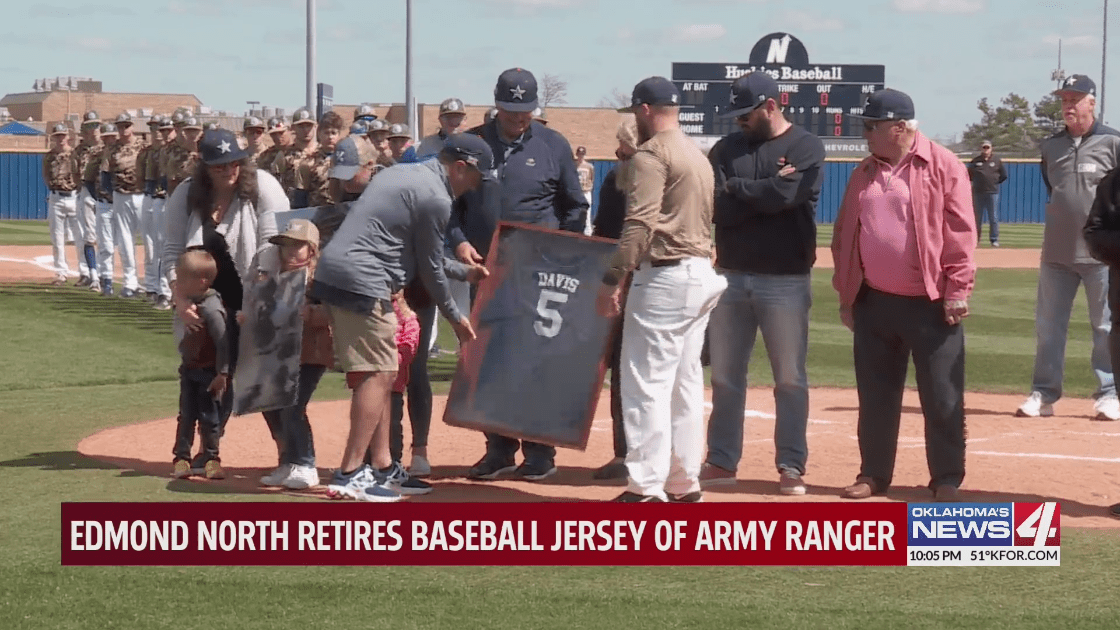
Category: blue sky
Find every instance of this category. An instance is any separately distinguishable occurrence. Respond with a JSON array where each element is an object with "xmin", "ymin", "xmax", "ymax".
[{"xmin": 0, "ymin": 0, "xmax": 1114, "ymax": 140}]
